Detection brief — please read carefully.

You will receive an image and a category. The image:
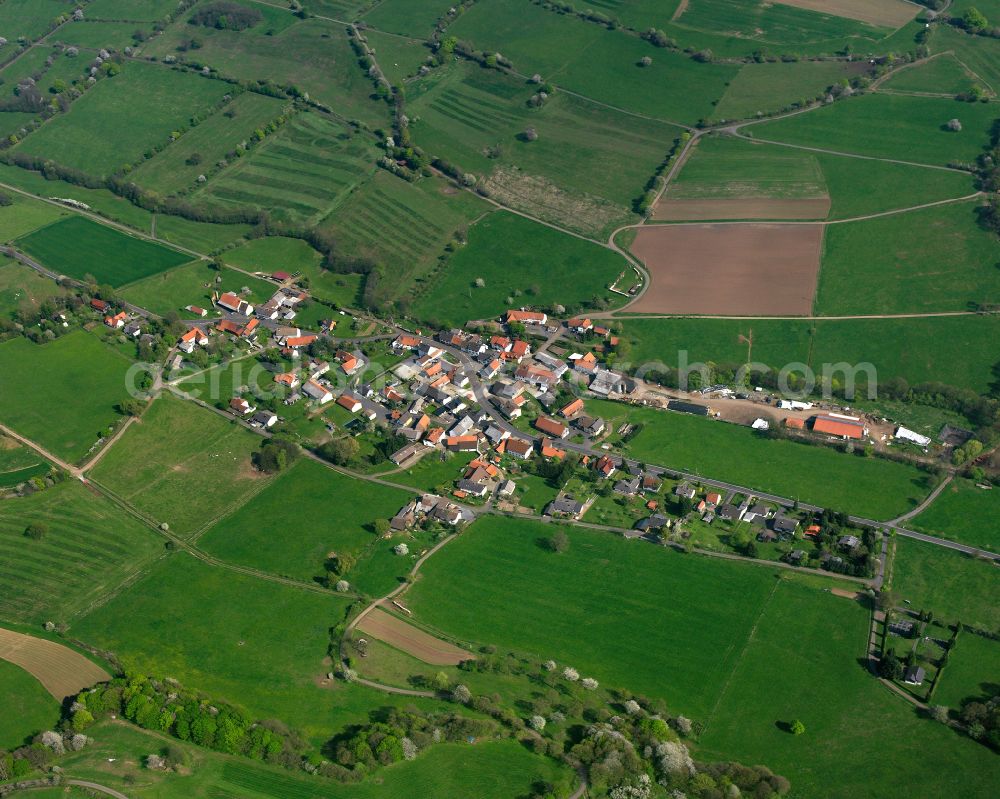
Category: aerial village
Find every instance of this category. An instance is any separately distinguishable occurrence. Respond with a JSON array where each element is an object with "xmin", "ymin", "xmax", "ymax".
[{"xmin": 77, "ymin": 273, "xmax": 953, "ymax": 582}]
